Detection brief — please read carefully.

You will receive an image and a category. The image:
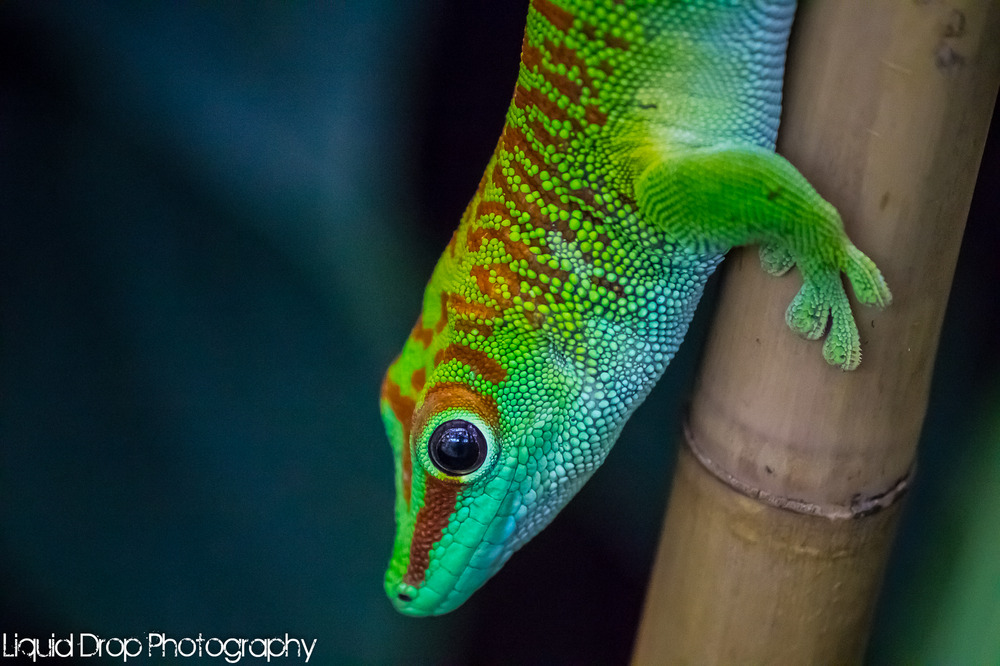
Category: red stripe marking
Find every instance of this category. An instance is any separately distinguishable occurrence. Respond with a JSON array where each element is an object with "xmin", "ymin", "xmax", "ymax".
[
  {"xmin": 532, "ymin": 0, "xmax": 574, "ymax": 32},
  {"xmin": 543, "ymin": 39, "xmax": 604, "ymax": 91},
  {"xmin": 467, "ymin": 224, "xmax": 550, "ymax": 275},
  {"xmin": 502, "ymin": 125, "xmax": 552, "ymax": 178},
  {"xmin": 514, "ymin": 84, "xmax": 570, "ymax": 126},
  {"xmin": 470, "ymin": 263, "xmax": 521, "ymax": 307},
  {"xmin": 403, "ymin": 474, "xmax": 460, "ymax": 586},
  {"xmin": 475, "ymin": 199, "xmax": 513, "ymax": 224},
  {"xmin": 414, "ymin": 382, "xmax": 501, "ymax": 432},
  {"xmin": 434, "ymin": 291, "xmax": 449, "ymax": 333},
  {"xmin": 434, "ymin": 343, "xmax": 508, "ymax": 384},
  {"xmin": 524, "ymin": 115, "xmax": 561, "ymax": 148},
  {"xmin": 380, "ymin": 376, "xmax": 415, "ymax": 506},
  {"xmin": 410, "ymin": 314, "xmax": 434, "ymax": 348},
  {"xmin": 454, "ymin": 318, "xmax": 494, "ymax": 339},
  {"xmin": 449, "ymin": 293, "xmax": 501, "ymax": 321},
  {"xmin": 410, "ymin": 368, "xmax": 426, "ymax": 393}
]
